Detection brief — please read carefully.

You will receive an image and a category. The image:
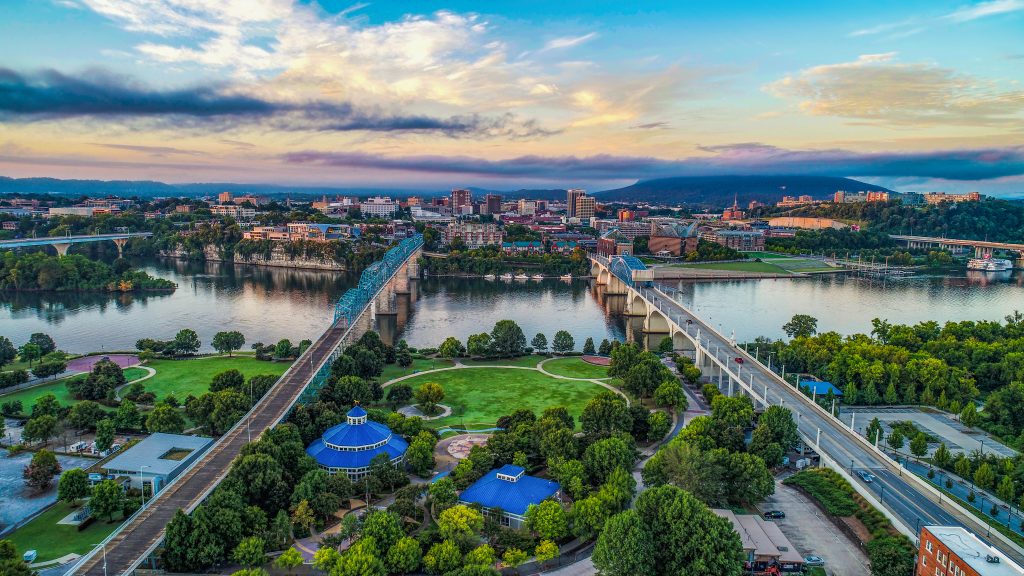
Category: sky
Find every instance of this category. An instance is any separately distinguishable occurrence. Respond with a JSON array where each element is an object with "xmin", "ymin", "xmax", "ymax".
[{"xmin": 0, "ymin": 0, "xmax": 1022, "ymax": 195}]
